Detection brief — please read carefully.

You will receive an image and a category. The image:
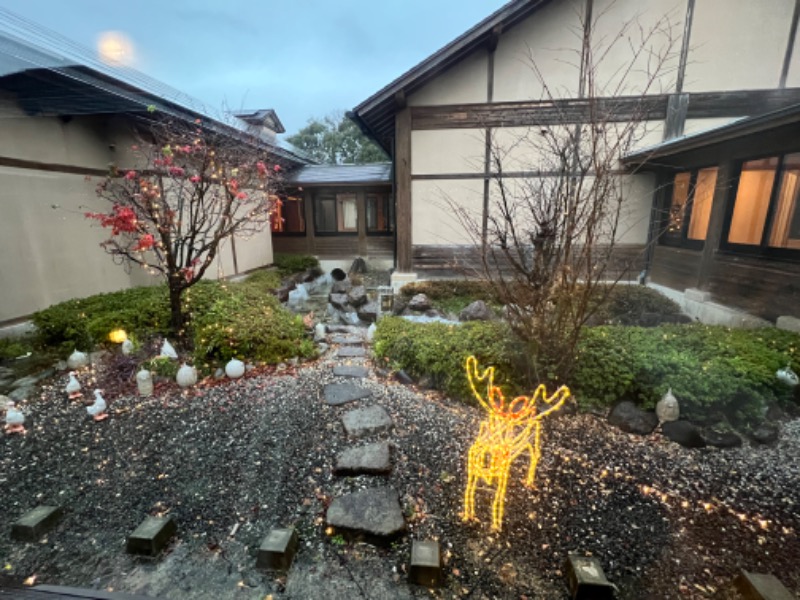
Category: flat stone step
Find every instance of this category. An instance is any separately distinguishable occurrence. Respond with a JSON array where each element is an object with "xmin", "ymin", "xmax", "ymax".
[
  {"xmin": 323, "ymin": 383, "xmax": 372, "ymax": 406},
  {"xmin": 342, "ymin": 405, "xmax": 394, "ymax": 437},
  {"xmin": 11, "ymin": 505, "xmax": 64, "ymax": 542},
  {"xmin": 126, "ymin": 516, "xmax": 177, "ymax": 556},
  {"xmin": 337, "ymin": 347, "xmax": 367, "ymax": 358},
  {"xmin": 332, "ymin": 365, "xmax": 369, "ymax": 378},
  {"xmin": 326, "ymin": 325, "xmax": 361, "ymax": 334},
  {"xmin": 327, "ymin": 487, "xmax": 406, "ymax": 540},
  {"xmin": 329, "ymin": 335, "xmax": 364, "ymax": 345},
  {"xmin": 334, "ymin": 442, "xmax": 392, "ymax": 475}
]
